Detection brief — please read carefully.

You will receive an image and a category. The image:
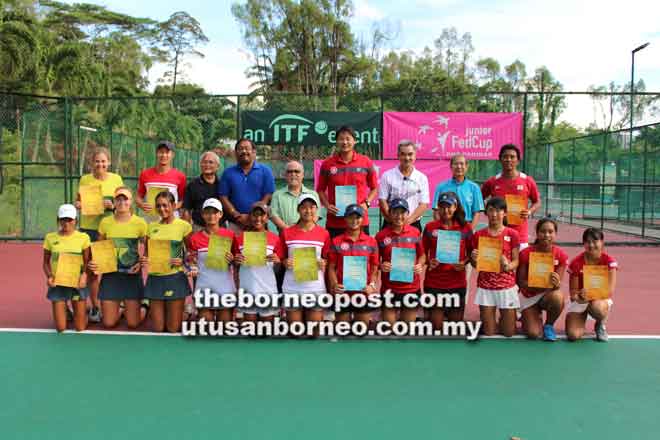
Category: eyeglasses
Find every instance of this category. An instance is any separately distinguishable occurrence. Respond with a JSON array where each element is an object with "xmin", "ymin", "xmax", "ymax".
[{"xmin": 286, "ymin": 169, "xmax": 301, "ymax": 174}]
